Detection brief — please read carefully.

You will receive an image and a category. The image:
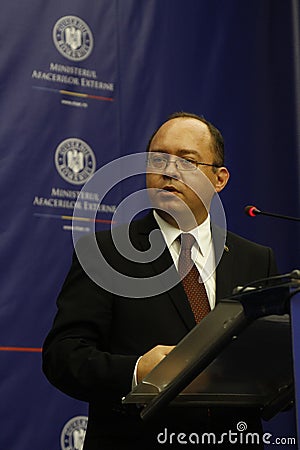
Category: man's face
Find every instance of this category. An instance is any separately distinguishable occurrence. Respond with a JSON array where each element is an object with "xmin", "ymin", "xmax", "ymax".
[{"xmin": 146, "ymin": 117, "xmax": 229, "ymax": 229}]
